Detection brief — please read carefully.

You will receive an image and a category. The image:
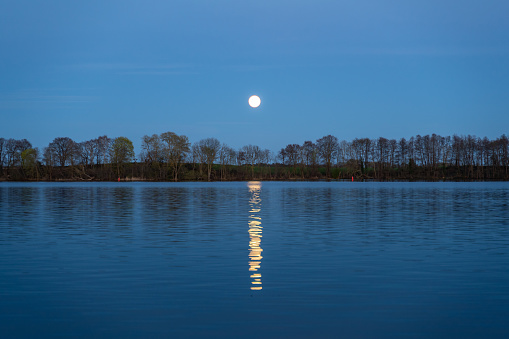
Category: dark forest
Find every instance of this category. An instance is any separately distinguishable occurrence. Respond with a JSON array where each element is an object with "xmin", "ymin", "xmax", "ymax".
[{"xmin": 1, "ymin": 133, "xmax": 508, "ymax": 181}]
